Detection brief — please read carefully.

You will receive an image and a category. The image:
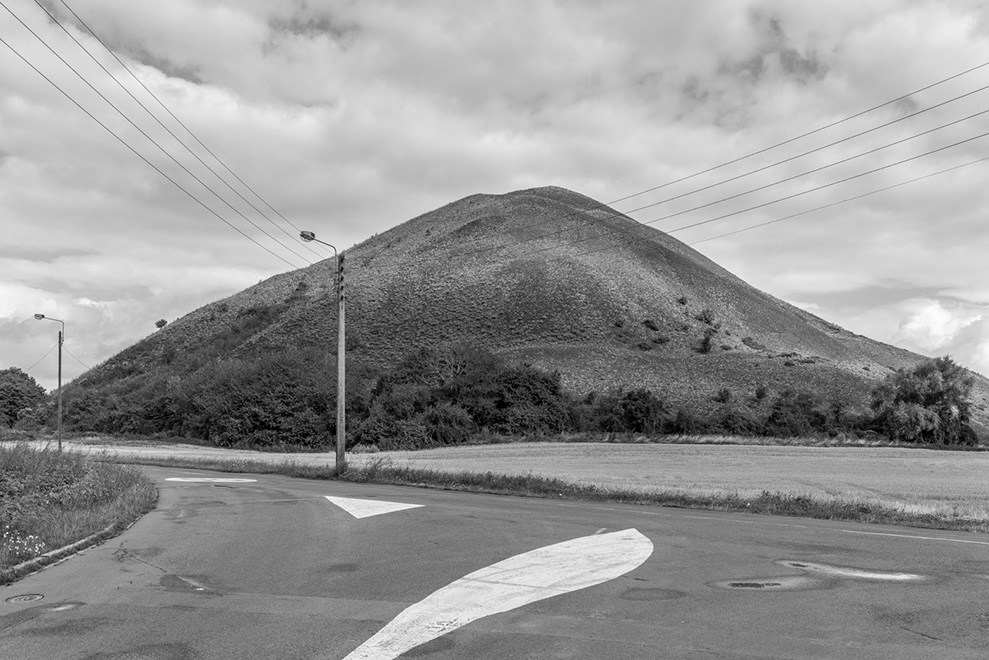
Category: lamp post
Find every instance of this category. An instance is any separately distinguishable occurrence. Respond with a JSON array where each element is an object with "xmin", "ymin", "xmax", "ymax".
[
  {"xmin": 300, "ymin": 231, "xmax": 346, "ymax": 472},
  {"xmin": 33, "ymin": 313, "xmax": 64, "ymax": 452}
]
